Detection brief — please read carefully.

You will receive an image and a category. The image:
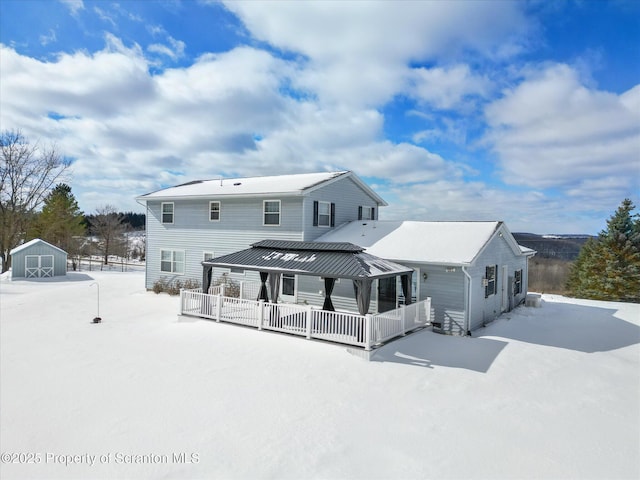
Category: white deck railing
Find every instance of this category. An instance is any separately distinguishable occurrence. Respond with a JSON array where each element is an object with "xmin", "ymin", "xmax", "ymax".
[{"xmin": 179, "ymin": 289, "xmax": 431, "ymax": 350}]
